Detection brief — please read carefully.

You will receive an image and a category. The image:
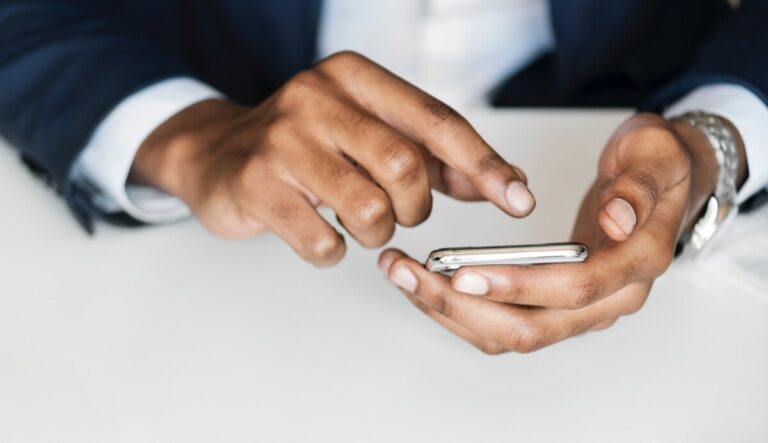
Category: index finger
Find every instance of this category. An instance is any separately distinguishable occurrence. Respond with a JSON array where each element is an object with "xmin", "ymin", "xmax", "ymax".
[{"xmin": 318, "ymin": 51, "xmax": 535, "ymax": 217}]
